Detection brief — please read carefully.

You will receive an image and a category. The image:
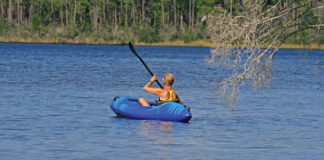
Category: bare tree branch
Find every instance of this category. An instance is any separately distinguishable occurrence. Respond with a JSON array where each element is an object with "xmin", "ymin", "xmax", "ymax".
[{"xmin": 207, "ymin": 0, "xmax": 323, "ymax": 107}]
